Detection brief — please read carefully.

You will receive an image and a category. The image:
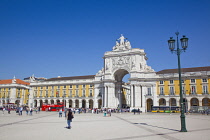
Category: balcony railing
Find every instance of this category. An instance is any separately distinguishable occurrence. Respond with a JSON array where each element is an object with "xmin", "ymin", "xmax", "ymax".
[
  {"xmin": 159, "ymin": 93, "xmax": 165, "ymax": 96},
  {"xmin": 189, "ymin": 92, "xmax": 197, "ymax": 96},
  {"xmin": 202, "ymin": 92, "xmax": 209, "ymax": 95},
  {"xmin": 169, "ymin": 93, "xmax": 175, "ymax": 96}
]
